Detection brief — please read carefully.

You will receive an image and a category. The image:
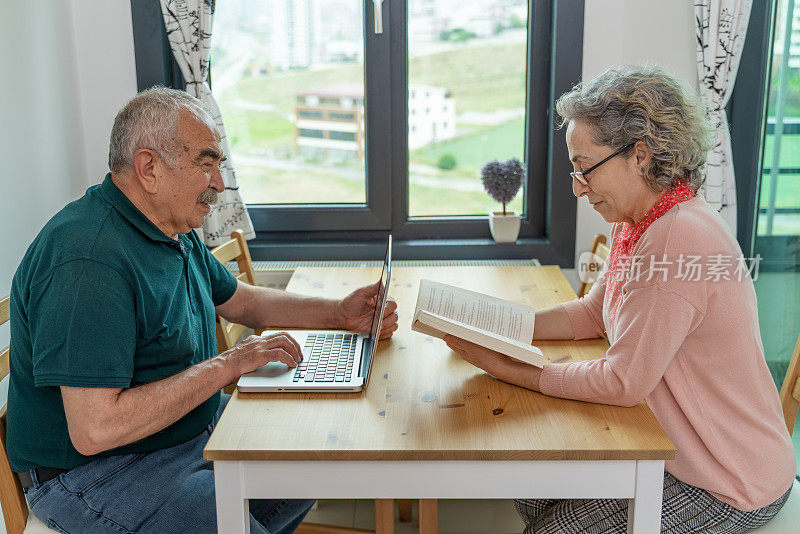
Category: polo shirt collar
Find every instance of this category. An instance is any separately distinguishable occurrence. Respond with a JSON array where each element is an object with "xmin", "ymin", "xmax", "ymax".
[{"xmin": 99, "ymin": 173, "xmax": 186, "ymax": 246}]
